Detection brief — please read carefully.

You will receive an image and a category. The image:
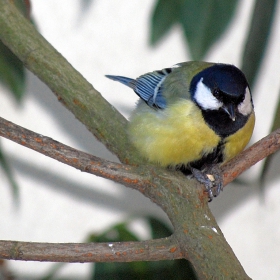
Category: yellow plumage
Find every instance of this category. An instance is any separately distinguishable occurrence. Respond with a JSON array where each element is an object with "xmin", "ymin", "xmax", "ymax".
[
  {"xmin": 129, "ymin": 99, "xmax": 220, "ymax": 167},
  {"xmin": 223, "ymin": 112, "xmax": 255, "ymax": 161},
  {"xmin": 129, "ymin": 99, "xmax": 255, "ymax": 167}
]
